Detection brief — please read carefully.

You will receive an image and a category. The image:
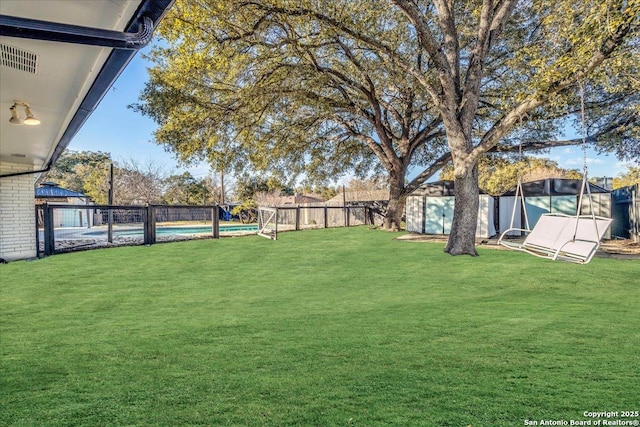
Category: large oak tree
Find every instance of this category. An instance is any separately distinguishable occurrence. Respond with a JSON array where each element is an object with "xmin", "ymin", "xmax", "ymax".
[{"xmin": 134, "ymin": 0, "xmax": 639, "ymax": 254}]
